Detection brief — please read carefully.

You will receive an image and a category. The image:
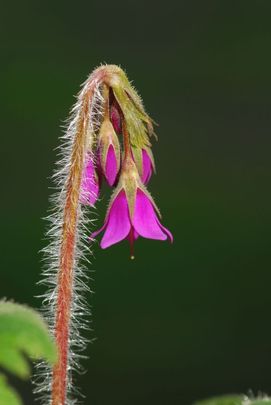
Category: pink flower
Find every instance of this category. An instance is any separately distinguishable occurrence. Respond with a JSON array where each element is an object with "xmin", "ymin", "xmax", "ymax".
[
  {"xmin": 110, "ymin": 100, "xmax": 122, "ymax": 134},
  {"xmin": 98, "ymin": 120, "xmax": 120, "ymax": 186},
  {"xmin": 141, "ymin": 149, "xmax": 154, "ymax": 184},
  {"xmin": 91, "ymin": 188, "xmax": 173, "ymax": 254},
  {"xmin": 132, "ymin": 147, "xmax": 155, "ymax": 184},
  {"xmin": 80, "ymin": 156, "xmax": 99, "ymax": 206}
]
